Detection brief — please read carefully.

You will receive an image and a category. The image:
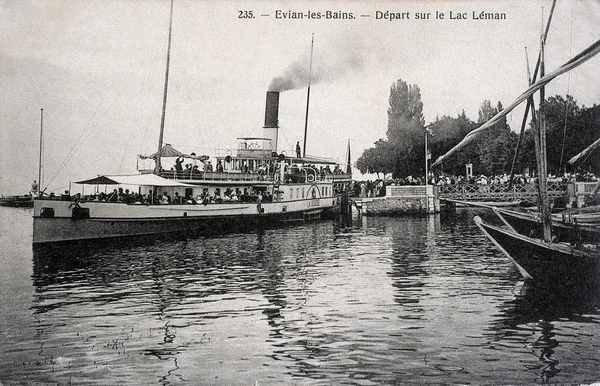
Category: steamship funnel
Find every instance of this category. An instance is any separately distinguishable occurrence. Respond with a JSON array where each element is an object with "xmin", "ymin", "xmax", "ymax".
[
  {"xmin": 264, "ymin": 91, "xmax": 279, "ymax": 128},
  {"xmin": 263, "ymin": 91, "xmax": 280, "ymax": 152}
]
